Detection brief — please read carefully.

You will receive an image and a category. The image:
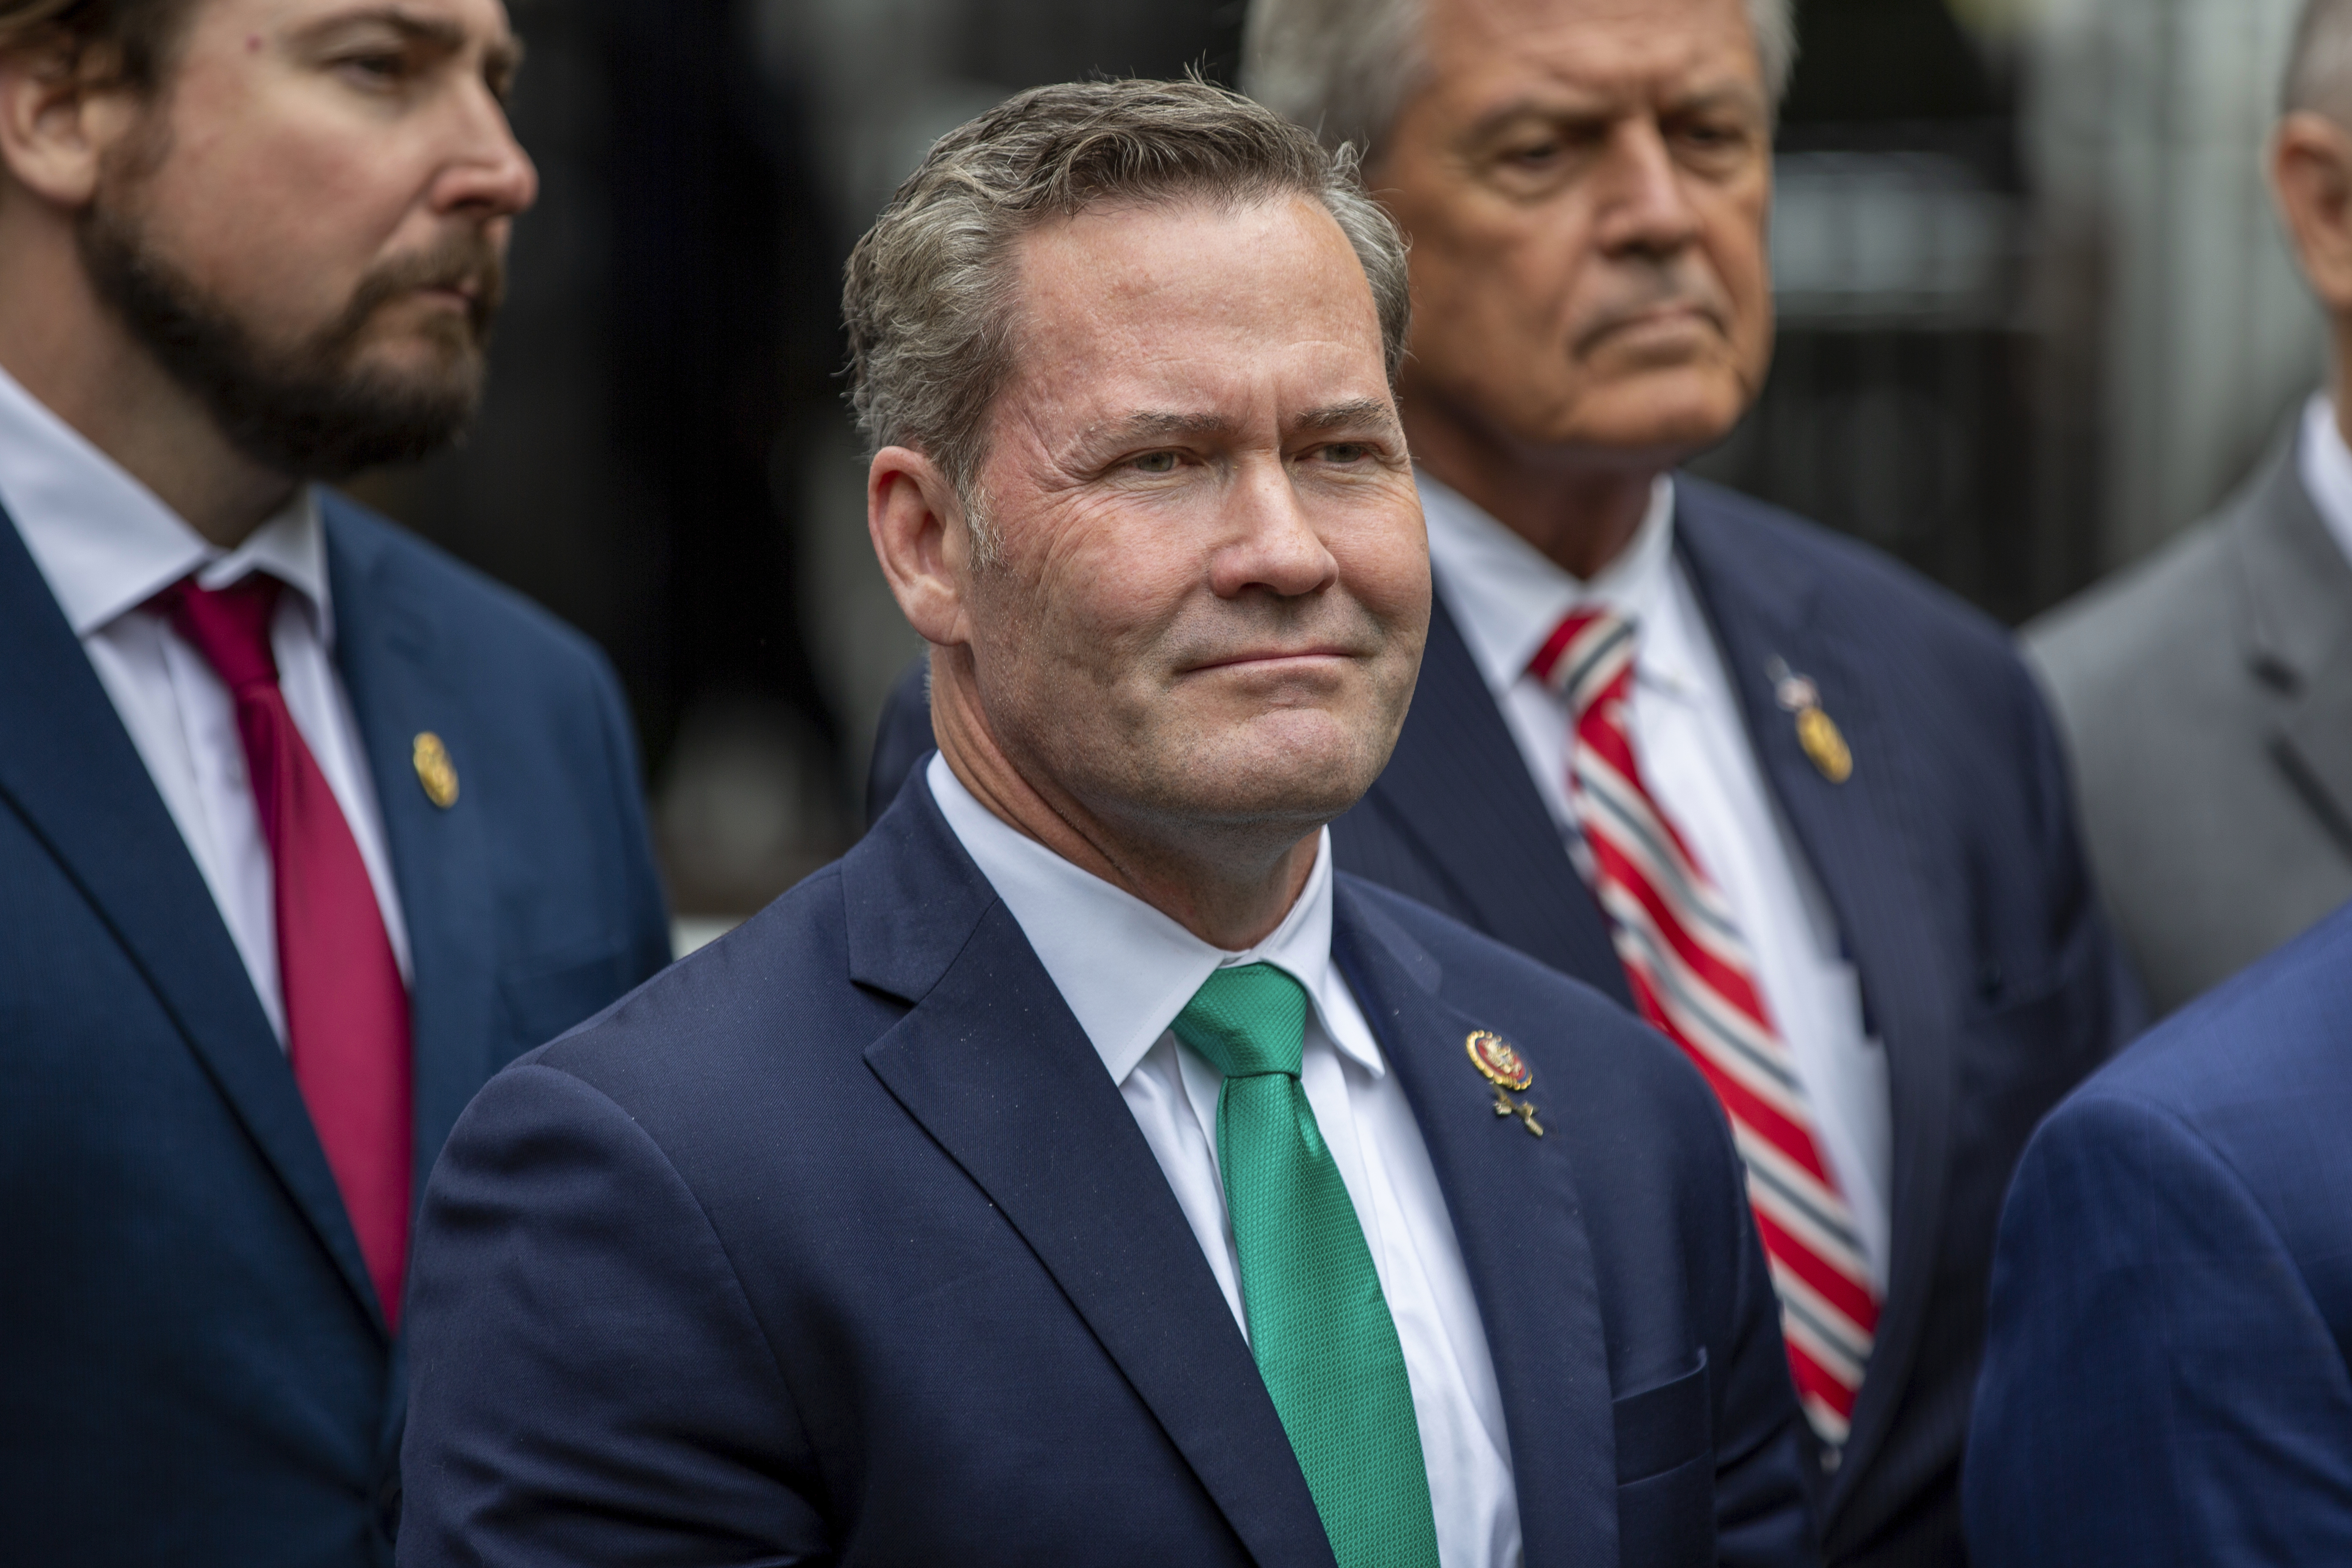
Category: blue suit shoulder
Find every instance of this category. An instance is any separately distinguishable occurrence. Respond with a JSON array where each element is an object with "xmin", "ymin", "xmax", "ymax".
[
  {"xmin": 2058, "ymin": 897, "xmax": 2352, "ymax": 1122},
  {"xmin": 1679, "ymin": 477, "xmax": 2035, "ymax": 701},
  {"xmin": 322, "ymin": 491, "xmax": 626, "ymax": 709},
  {"xmin": 519, "ymin": 860, "xmax": 868, "ymax": 1100},
  {"xmin": 1964, "ymin": 902, "xmax": 2352, "ymax": 1566}
]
